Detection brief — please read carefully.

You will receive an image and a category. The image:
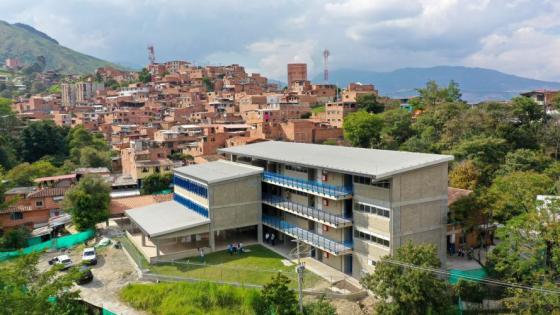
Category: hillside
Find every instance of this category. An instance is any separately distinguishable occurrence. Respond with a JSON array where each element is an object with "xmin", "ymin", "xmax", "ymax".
[
  {"xmin": 0, "ymin": 20, "xmax": 121, "ymax": 74},
  {"xmin": 313, "ymin": 66, "xmax": 560, "ymax": 103}
]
